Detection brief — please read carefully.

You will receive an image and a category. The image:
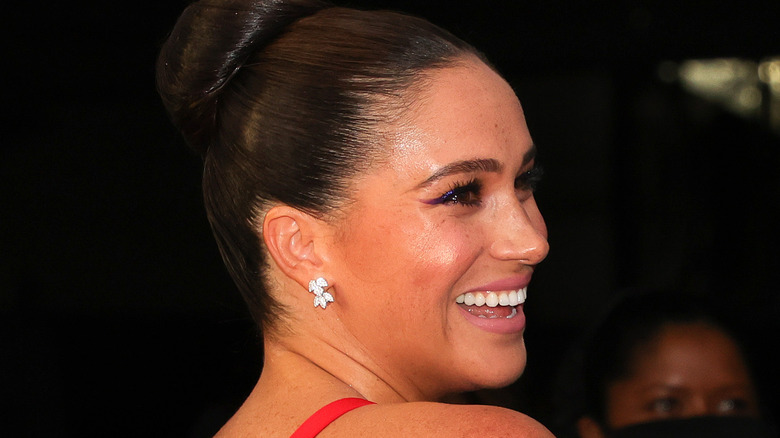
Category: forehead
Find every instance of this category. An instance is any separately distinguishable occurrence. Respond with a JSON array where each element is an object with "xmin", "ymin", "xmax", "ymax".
[
  {"xmin": 627, "ymin": 323, "xmax": 752, "ymax": 386},
  {"xmin": 378, "ymin": 58, "xmax": 531, "ymax": 174}
]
